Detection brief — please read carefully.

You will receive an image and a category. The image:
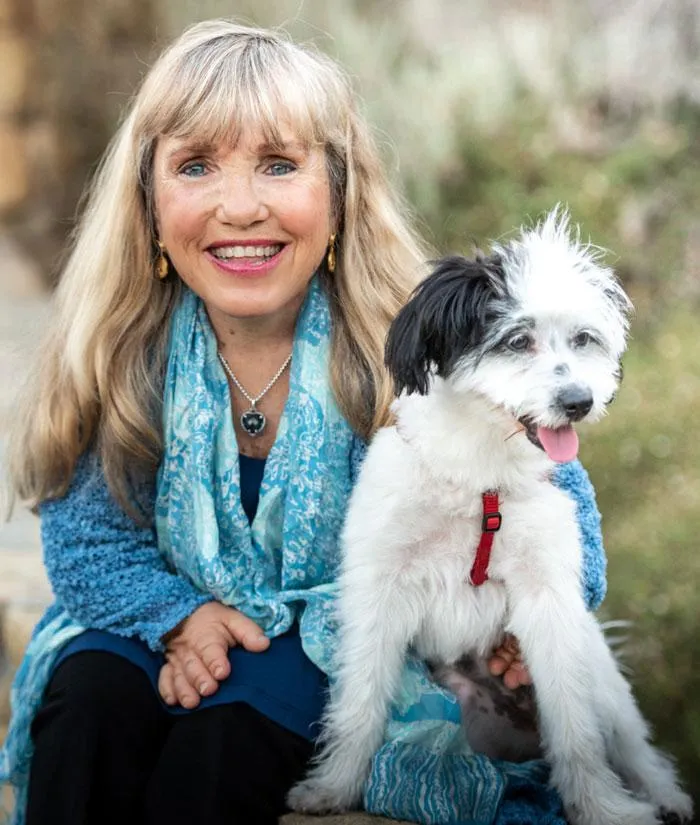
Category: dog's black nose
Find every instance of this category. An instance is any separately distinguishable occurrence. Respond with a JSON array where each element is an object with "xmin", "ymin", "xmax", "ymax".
[{"xmin": 557, "ymin": 386, "xmax": 593, "ymax": 421}]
